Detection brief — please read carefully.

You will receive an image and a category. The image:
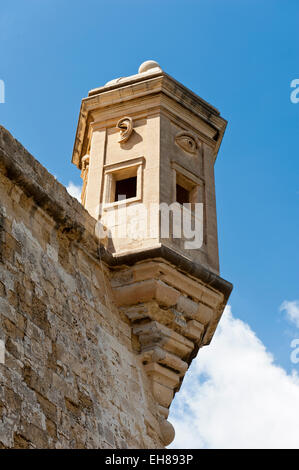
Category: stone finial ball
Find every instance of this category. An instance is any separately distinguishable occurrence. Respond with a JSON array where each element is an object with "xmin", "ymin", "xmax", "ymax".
[{"xmin": 138, "ymin": 60, "xmax": 162, "ymax": 74}]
